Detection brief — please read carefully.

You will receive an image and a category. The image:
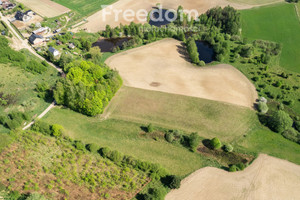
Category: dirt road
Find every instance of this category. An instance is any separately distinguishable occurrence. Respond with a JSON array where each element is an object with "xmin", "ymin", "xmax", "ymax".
[
  {"xmin": 165, "ymin": 154, "xmax": 300, "ymax": 200},
  {"xmin": 106, "ymin": 39, "xmax": 257, "ymax": 108}
]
